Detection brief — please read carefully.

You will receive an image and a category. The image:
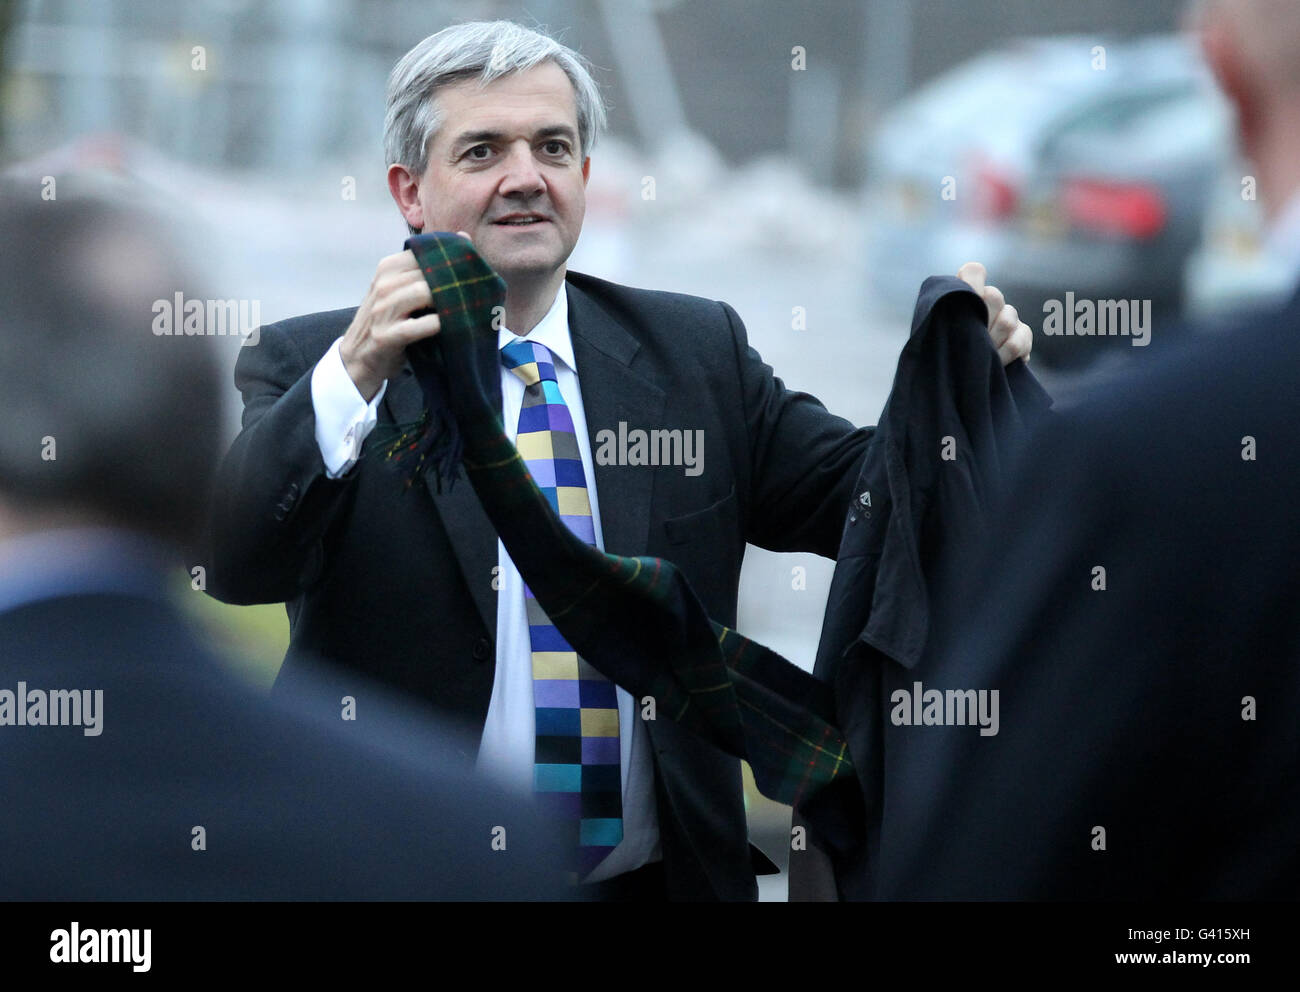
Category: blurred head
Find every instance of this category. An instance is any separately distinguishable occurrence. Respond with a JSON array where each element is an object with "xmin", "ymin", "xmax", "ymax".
[
  {"xmin": 383, "ymin": 21, "xmax": 605, "ymax": 296},
  {"xmin": 1197, "ymin": 0, "xmax": 1300, "ymax": 208},
  {"xmin": 0, "ymin": 179, "xmax": 222, "ymax": 552}
]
